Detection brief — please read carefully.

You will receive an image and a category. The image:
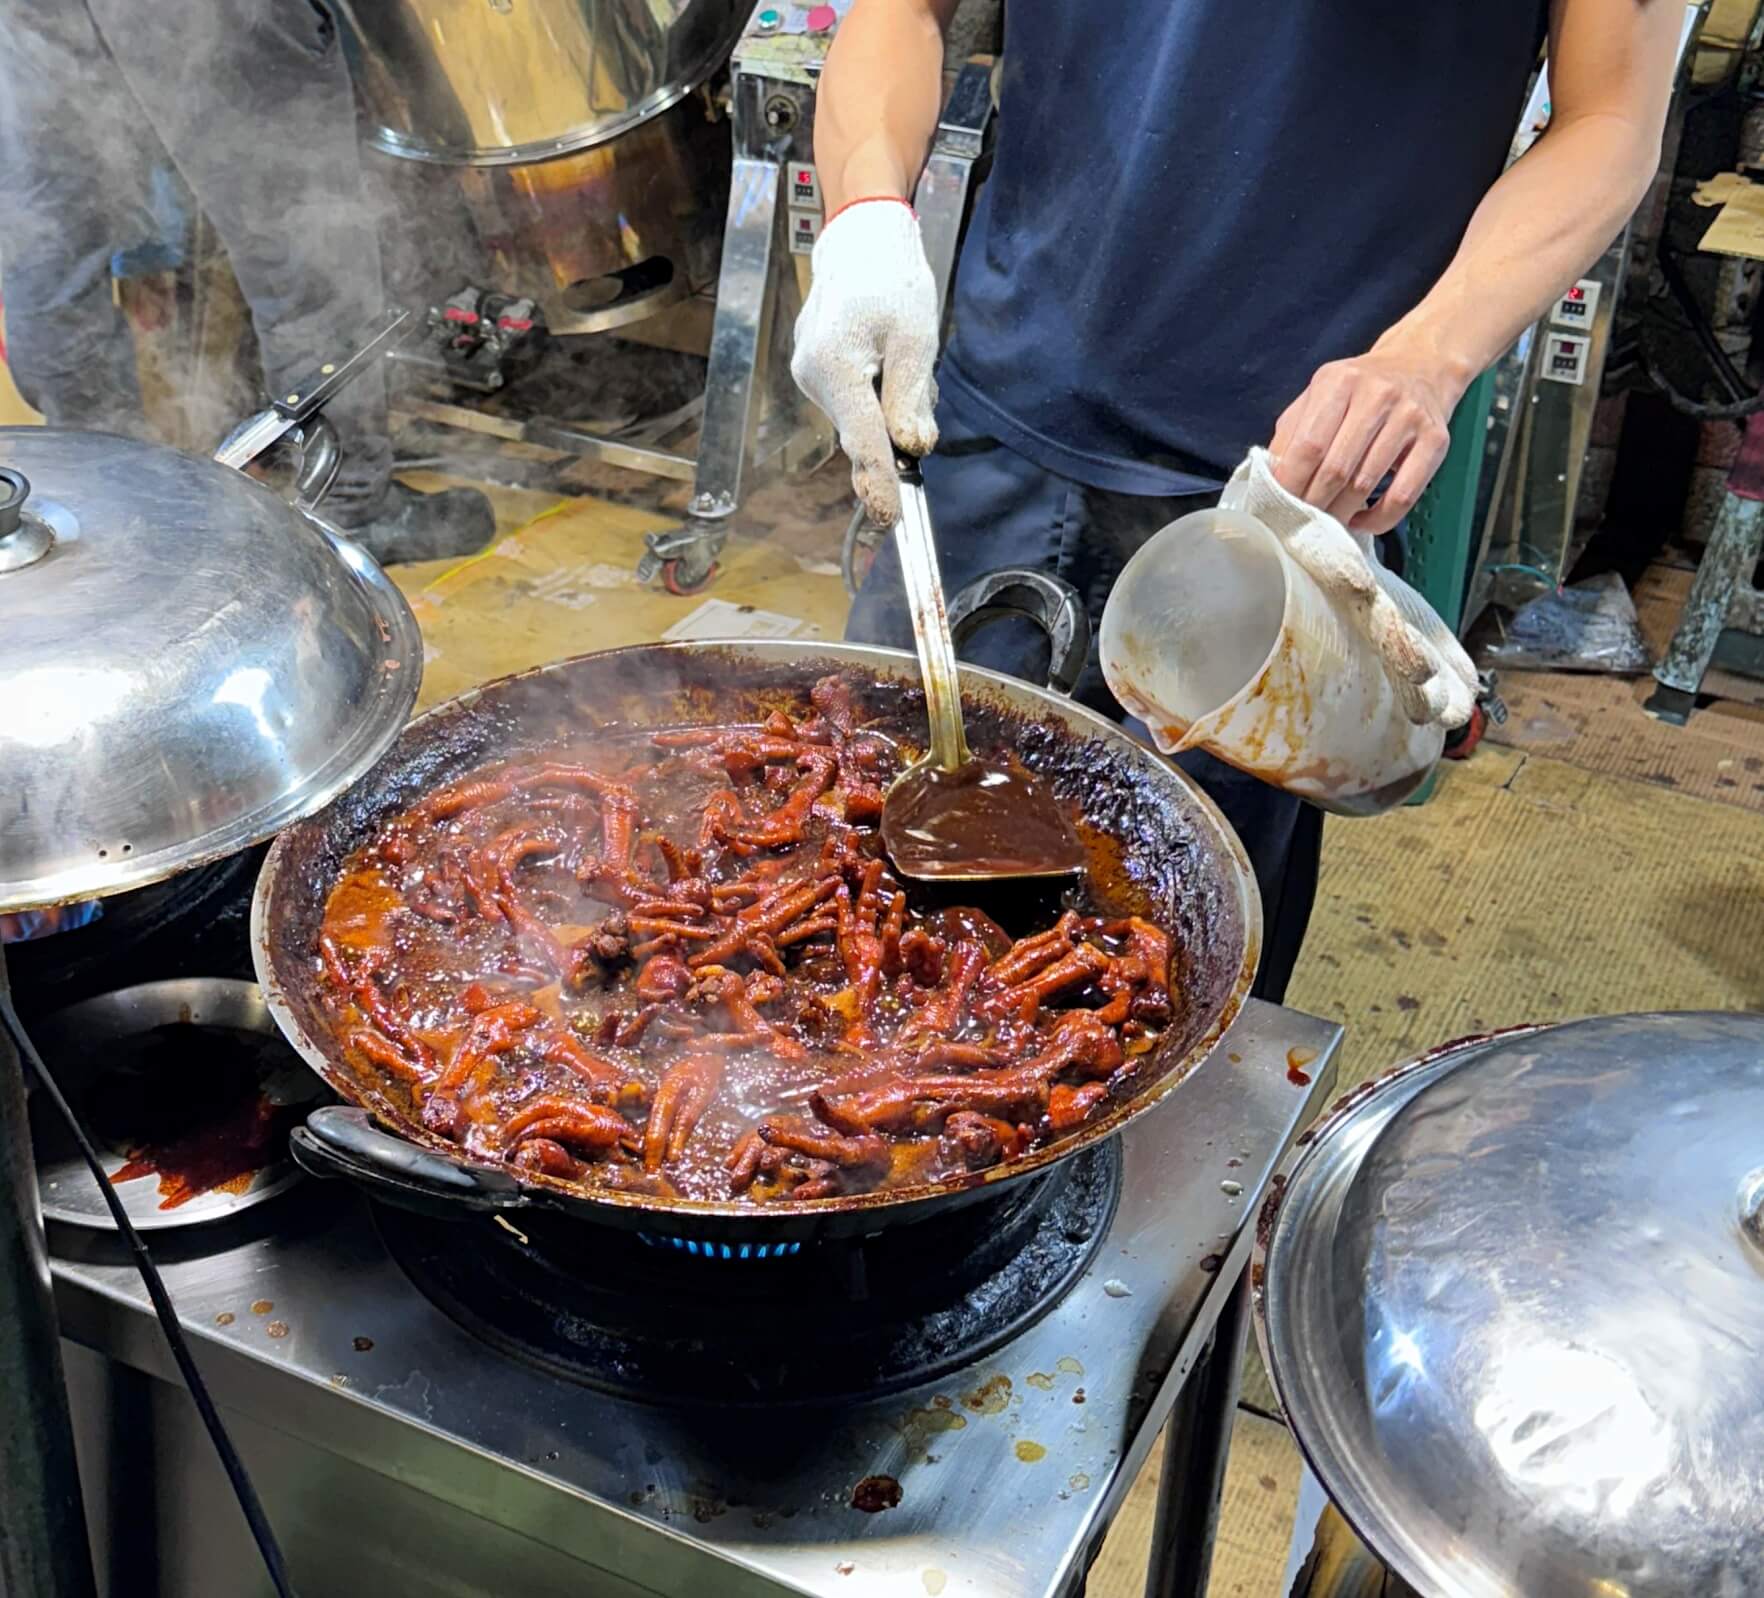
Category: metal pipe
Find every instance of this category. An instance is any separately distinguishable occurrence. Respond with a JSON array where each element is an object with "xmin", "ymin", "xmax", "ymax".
[
  {"xmin": 915, "ymin": 61, "xmax": 994, "ymax": 330},
  {"xmin": 396, "ymin": 399, "xmax": 699, "ymax": 483},
  {"xmin": 1658, "ymin": 246, "xmax": 1753, "ymax": 405},
  {"xmin": 0, "ymin": 942, "xmax": 98, "ymax": 1598},
  {"xmin": 687, "ymin": 153, "xmax": 785, "ymax": 521},
  {"xmin": 520, "ymin": 419, "xmax": 697, "ymax": 482},
  {"xmin": 1142, "ymin": 1269, "xmax": 1253, "ymax": 1598}
]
